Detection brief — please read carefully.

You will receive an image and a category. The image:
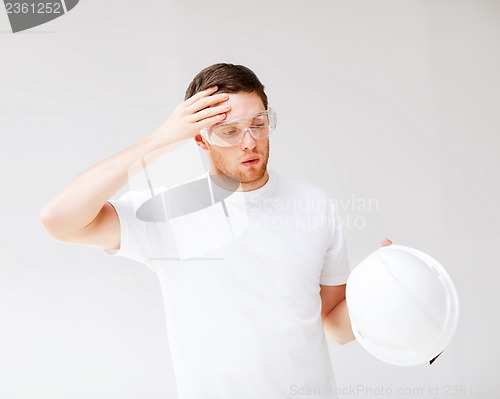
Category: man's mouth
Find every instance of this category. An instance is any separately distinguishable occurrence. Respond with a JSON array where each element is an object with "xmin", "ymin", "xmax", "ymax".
[{"xmin": 242, "ymin": 157, "xmax": 260, "ymax": 166}]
